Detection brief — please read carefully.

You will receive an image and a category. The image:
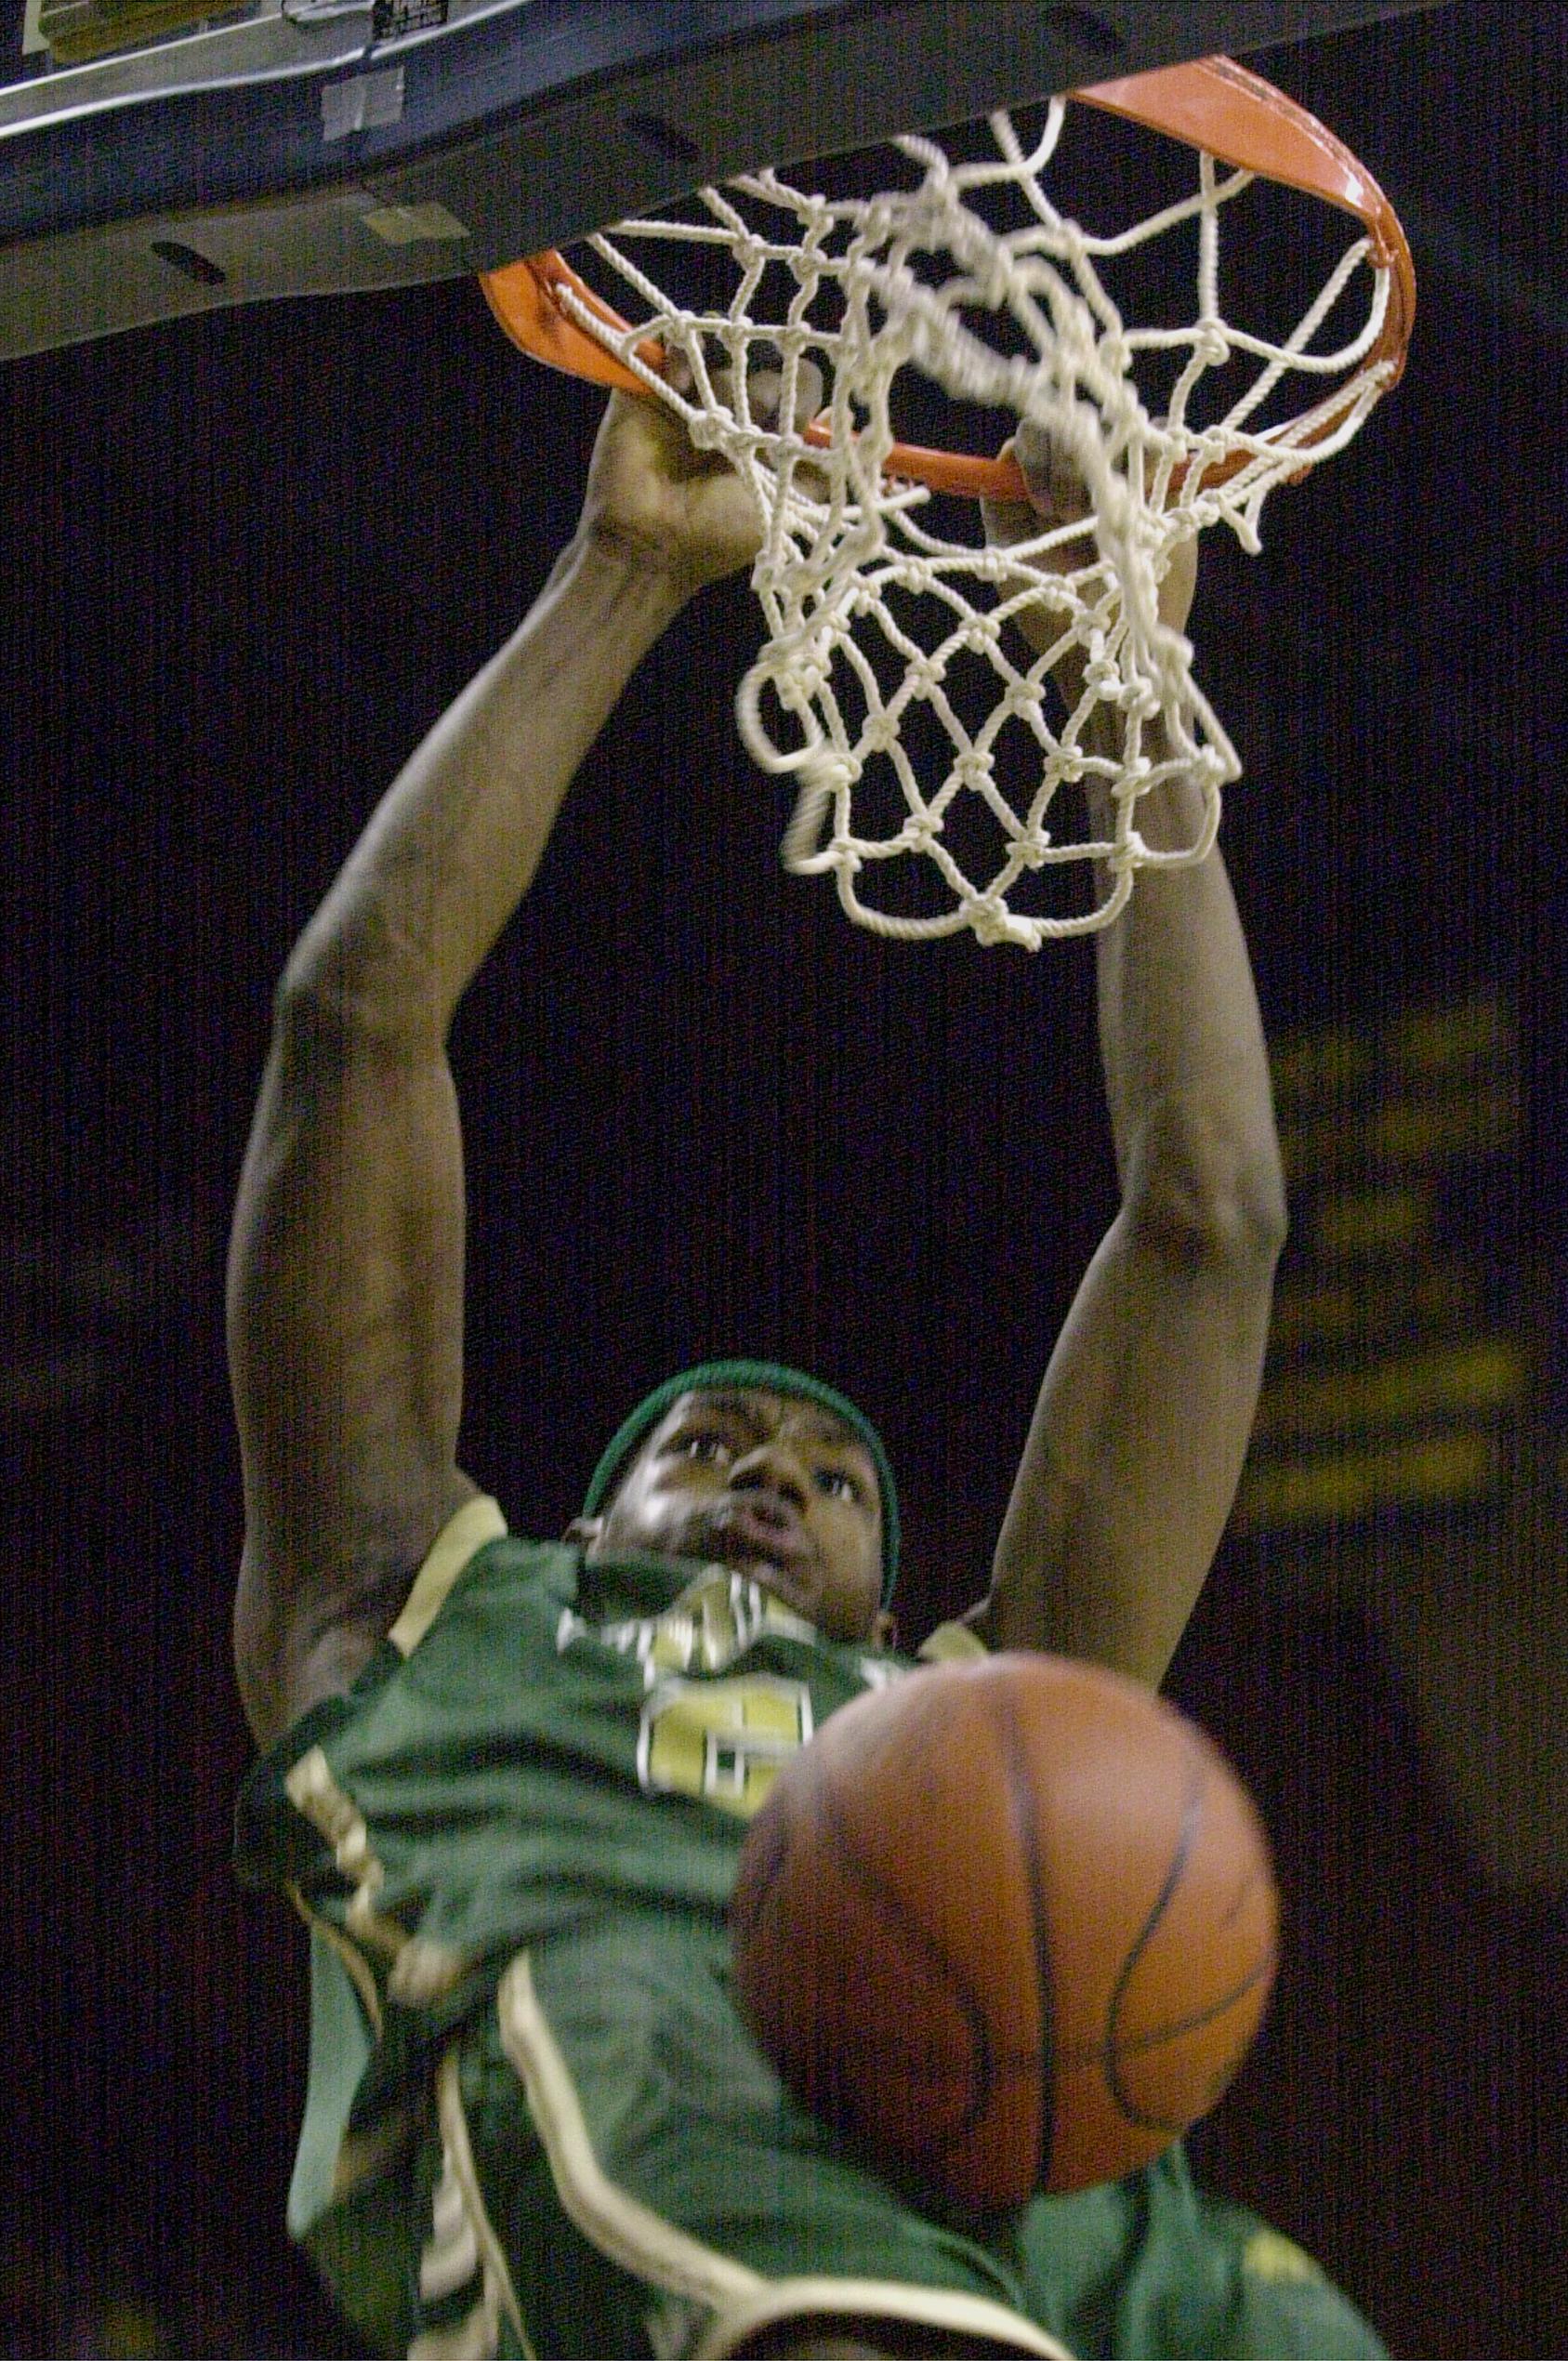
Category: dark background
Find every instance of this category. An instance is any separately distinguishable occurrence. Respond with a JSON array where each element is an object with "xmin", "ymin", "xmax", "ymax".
[{"xmin": 3, "ymin": 5, "xmax": 1564, "ymax": 2353}]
